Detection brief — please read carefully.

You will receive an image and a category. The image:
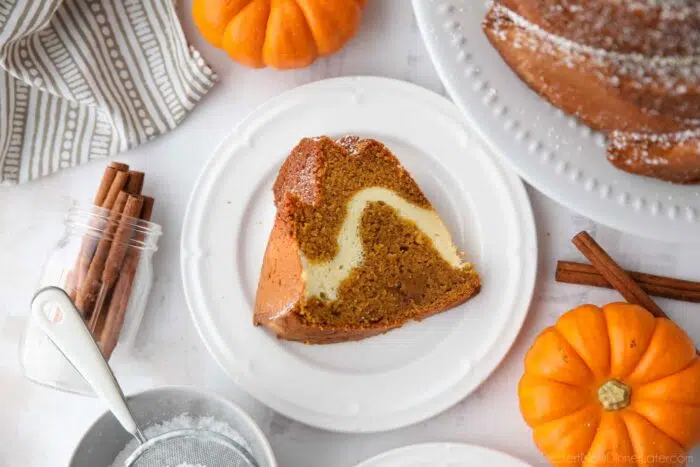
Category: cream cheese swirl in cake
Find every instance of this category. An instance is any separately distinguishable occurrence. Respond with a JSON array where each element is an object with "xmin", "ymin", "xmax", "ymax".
[{"xmin": 300, "ymin": 187, "xmax": 466, "ymax": 300}]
